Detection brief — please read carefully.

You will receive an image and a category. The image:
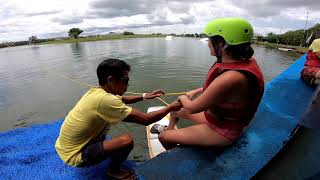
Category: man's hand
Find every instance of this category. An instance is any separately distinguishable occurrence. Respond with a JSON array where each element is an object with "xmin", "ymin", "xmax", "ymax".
[
  {"xmin": 168, "ymin": 100, "xmax": 182, "ymax": 111},
  {"xmin": 144, "ymin": 89, "xmax": 165, "ymax": 99}
]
